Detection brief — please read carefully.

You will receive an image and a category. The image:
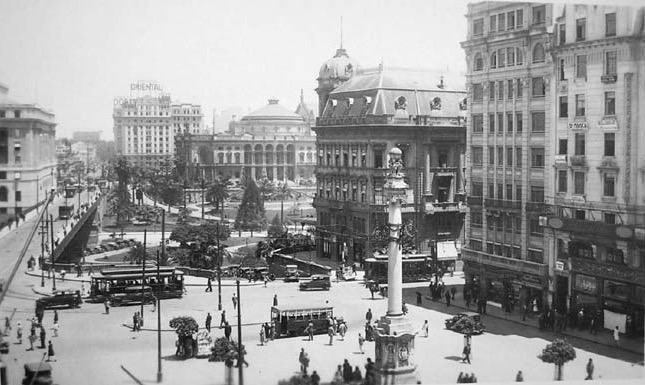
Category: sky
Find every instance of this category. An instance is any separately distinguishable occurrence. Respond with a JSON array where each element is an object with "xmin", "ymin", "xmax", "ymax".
[{"xmin": 3, "ymin": 0, "xmax": 632, "ymax": 140}]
